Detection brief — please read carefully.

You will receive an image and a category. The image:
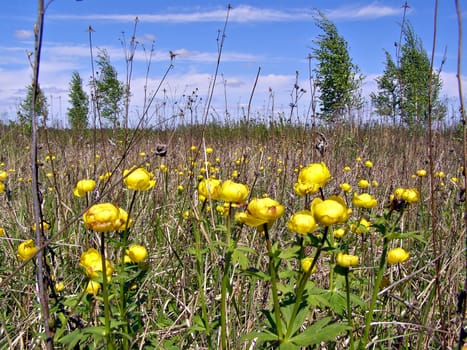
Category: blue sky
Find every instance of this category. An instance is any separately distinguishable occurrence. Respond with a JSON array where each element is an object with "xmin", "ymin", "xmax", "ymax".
[{"xmin": 0, "ymin": 1, "xmax": 465, "ymax": 125}]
